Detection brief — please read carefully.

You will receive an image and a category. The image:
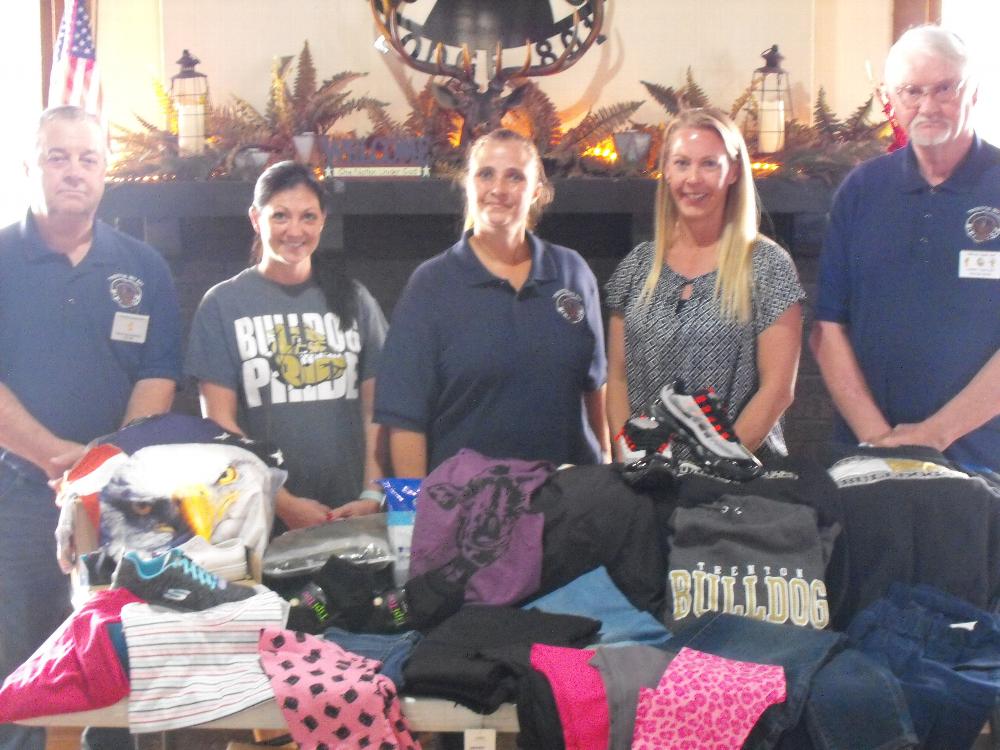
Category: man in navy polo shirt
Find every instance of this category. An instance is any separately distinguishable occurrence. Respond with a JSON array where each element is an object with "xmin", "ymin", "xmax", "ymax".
[
  {"xmin": 0, "ymin": 106, "xmax": 182, "ymax": 750},
  {"xmin": 811, "ymin": 25, "xmax": 1000, "ymax": 472}
]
